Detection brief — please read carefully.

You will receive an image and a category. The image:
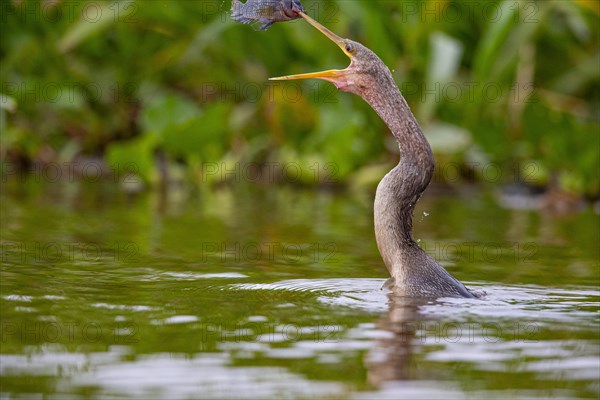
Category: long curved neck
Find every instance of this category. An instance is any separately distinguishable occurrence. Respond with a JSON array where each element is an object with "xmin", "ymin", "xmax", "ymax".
[
  {"xmin": 365, "ymin": 75, "xmax": 434, "ymax": 235},
  {"xmin": 359, "ymin": 72, "xmax": 435, "ymax": 275}
]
